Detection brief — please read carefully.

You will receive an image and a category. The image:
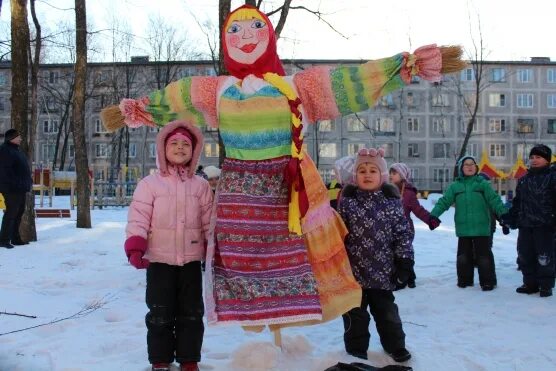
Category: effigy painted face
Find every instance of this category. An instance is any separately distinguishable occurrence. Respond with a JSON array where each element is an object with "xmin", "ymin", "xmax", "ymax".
[{"xmin": 225, "ymin": 16, "xmax": 270, "ymax": 65}]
